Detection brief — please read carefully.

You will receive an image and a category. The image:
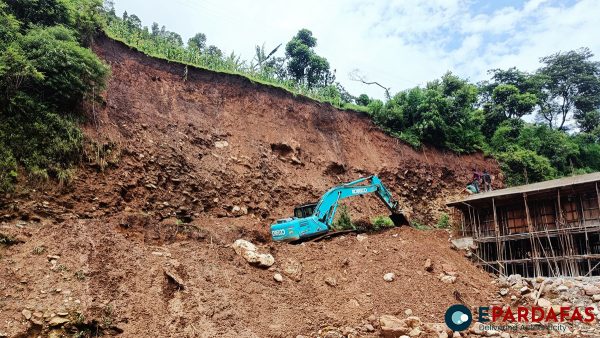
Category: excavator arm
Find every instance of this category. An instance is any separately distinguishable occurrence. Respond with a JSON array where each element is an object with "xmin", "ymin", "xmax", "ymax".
[
  {"xmin": 313, "ymin": 175, "xmax": 402, "ymax": 226},
  {"xmin": 270, "ymin": 175, "xmax": 408, "ymax": 241}
]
